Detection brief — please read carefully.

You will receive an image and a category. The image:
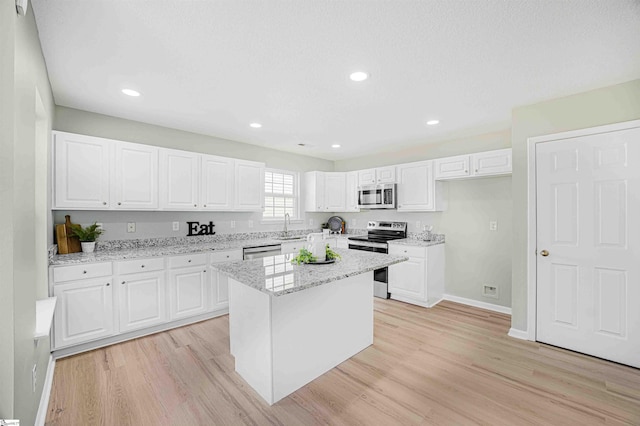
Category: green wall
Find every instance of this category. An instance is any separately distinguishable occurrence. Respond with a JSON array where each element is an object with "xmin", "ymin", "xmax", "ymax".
[
  {"xmin": 510, "ymin": 79, "xmax": 640, "ymax": 332},
  {"xmin": 0, "ymin": 3, "xmax": 56, "ymax": 424},
  {"xmin": 335, "ymin": 130, "xmax": 513, "ymax": 308}
]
